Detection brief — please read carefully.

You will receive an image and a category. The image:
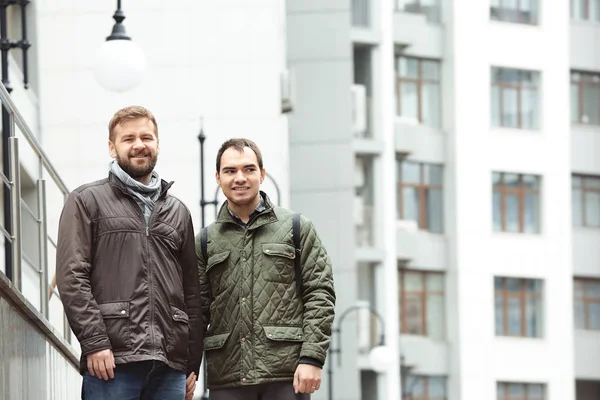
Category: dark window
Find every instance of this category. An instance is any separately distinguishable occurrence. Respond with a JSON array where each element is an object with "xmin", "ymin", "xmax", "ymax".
[
  {"xmin": 494, "ymin": 277, "xmax": 543, "ymax": 338},
  {"xmin": 397, "ymin": 160, "xmax": 443, "ymax": 233},
  {"xmin": 397, "ymin": 0, "xmax": 441, "ymax": 23},
  {"xmin": 399, "ymin": 269, "xmax": 445, "ymax": 339},
  {"xmin": 396, "ymin": 57, "xmax": 441, "ymax": 128},
  {"xmin": 493, "ymin": 172, "xmax": 541, "ymax": 233},
  {"xmin": 490, "ymin": 0, "xmax": 539, "ymax": 24},
  {"xmin": 574, "ymin": 278, "xmax": 600, "ymax": 330},
  {"xmin": 497, "ymin": 383, "xmax": 545, "ymax": 400},
  {"xmin": 571, "ymin": 71, "xmax": 600, "ymax": 125},
  {"xmin": 491, "ymin": 68, "xmax": 540, "ymax": 129},
  {"xmin": 572, "ymin": 174, "xmax": 600, "ymax": 228},
  {"xmin": 404, "ymin": 376, "xmax": 447, "ymax": 400}
]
